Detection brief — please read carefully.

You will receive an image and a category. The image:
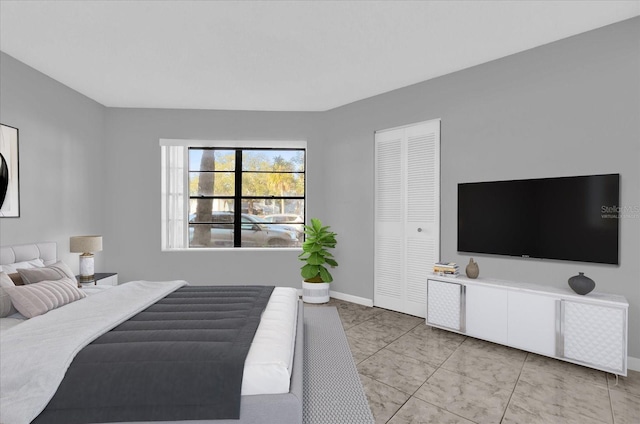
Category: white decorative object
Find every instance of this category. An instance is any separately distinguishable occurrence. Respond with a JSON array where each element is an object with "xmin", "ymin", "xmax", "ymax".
[
  {"xmin": 78, "ymin": 256, "xmax": 94, "ymax": 277},
  {"xmin": 302, "ymin": 281, "xmax": 330, "ymax": 304},
  {"xmin": 426, "ymin": 274, "xmax": 628, "ymax": 375},
  {"xmin": 70, "ymin": 235, "xmax": 103, "ymax": 282}
]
